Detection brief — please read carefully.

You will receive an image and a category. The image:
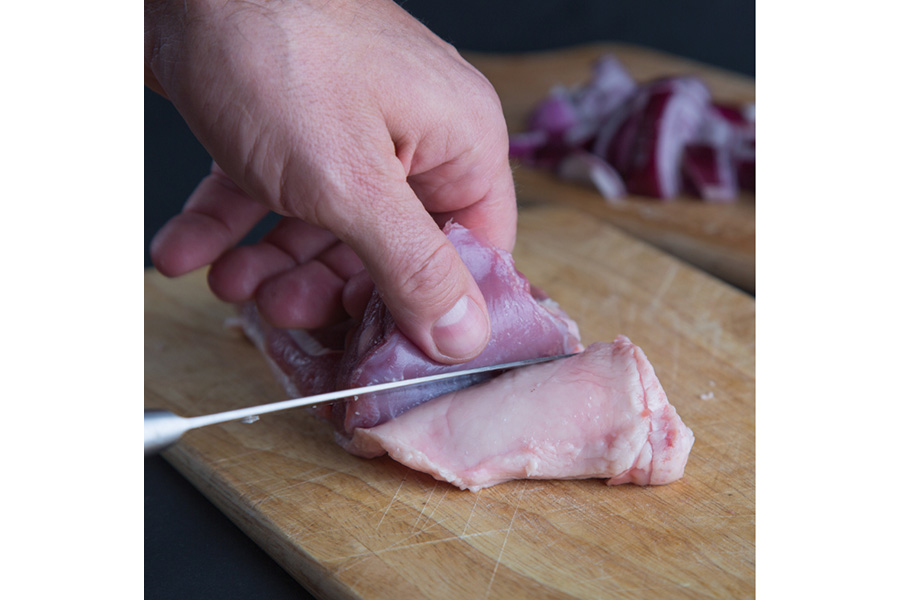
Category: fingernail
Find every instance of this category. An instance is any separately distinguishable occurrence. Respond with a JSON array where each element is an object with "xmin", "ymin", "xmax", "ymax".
[{"xmin": 432, "ymin": 296, "xmax": 490, "ymax": 361}]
